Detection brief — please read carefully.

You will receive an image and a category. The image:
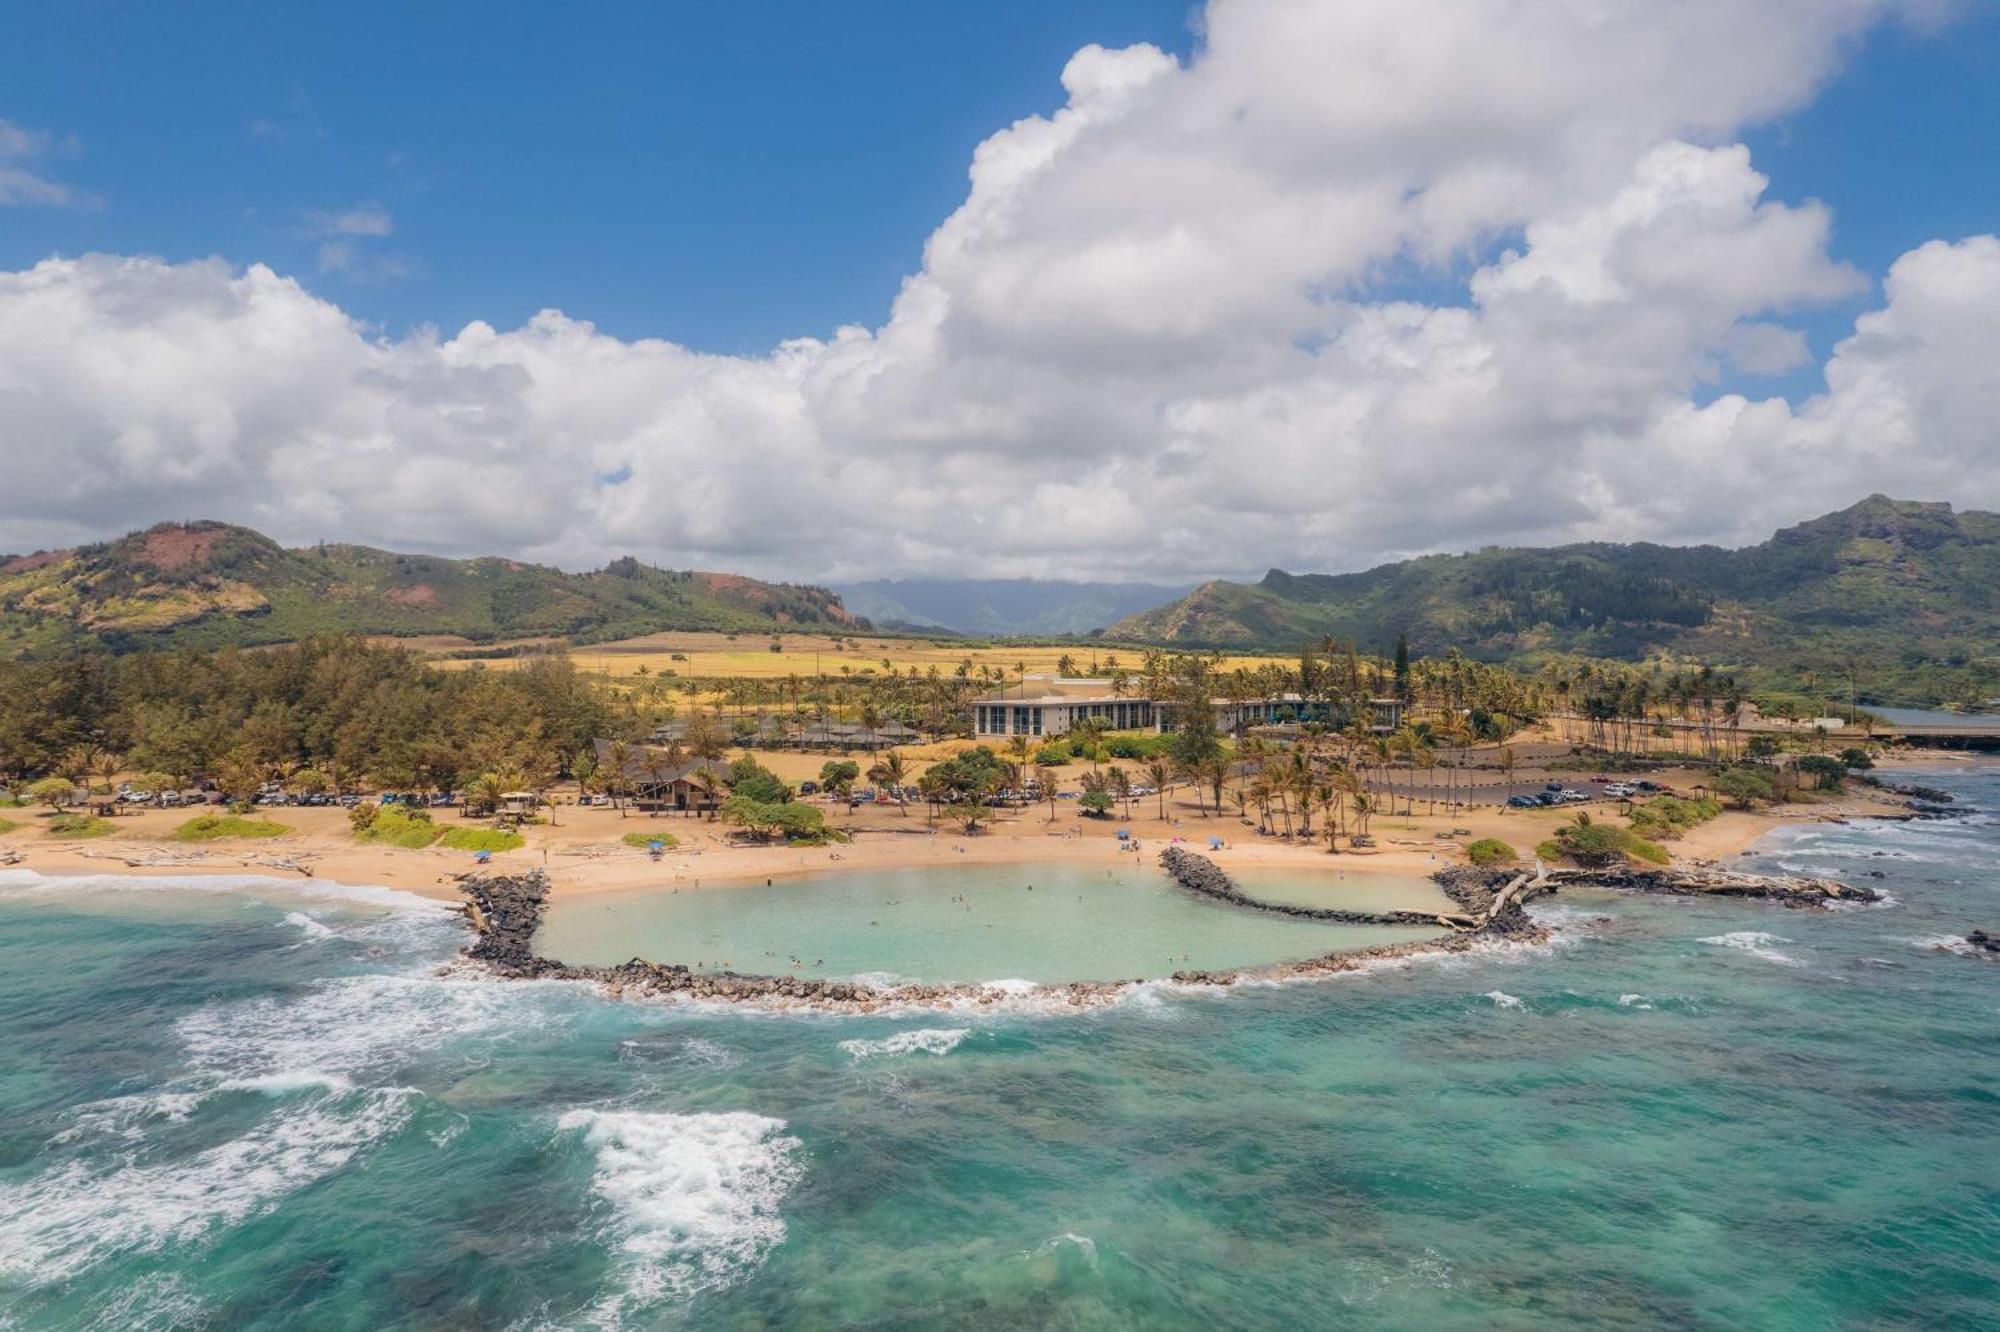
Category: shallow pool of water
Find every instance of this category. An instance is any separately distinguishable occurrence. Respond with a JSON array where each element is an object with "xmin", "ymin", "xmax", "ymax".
[
  {"xmin": 1230, "ymin": 865, "xmax": 1458, "ymax": 914},
  {"xmin": 534, "ymin": 861, "xmax": 1443, "ymax": 983}
]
